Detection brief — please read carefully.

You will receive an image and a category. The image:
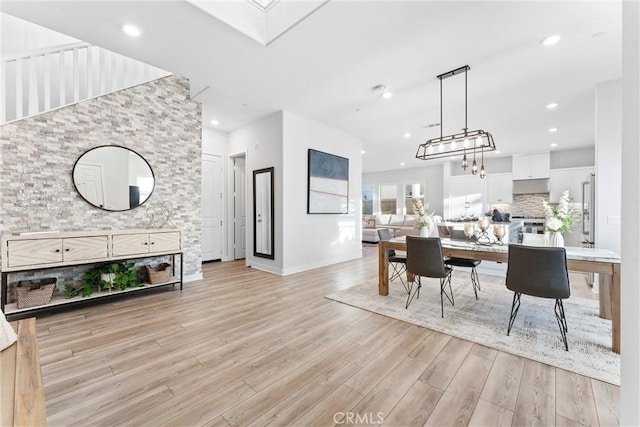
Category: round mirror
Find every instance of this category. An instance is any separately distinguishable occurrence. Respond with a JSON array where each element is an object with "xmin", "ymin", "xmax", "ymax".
[{"xmin": 73, "ymin": 145, "xmax": 155, "ymax": 211}]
